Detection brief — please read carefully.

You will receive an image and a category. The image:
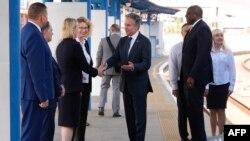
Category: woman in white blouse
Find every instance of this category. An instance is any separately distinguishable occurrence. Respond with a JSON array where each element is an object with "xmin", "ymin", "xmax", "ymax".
[
  {"xmin": 74, "ymin": 16, "xmax": 95, "ymax": 141},
  {"xmin": 204, "ymin": 29, "xmax": 236, "ymax": 136}
]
